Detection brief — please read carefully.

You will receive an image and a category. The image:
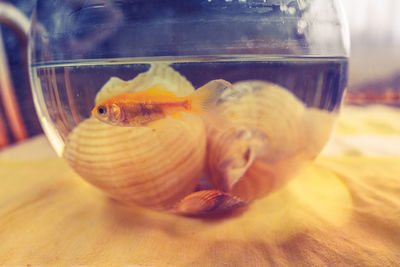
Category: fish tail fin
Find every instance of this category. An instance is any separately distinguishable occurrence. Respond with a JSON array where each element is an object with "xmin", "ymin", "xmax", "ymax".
[
  {"xmin": 189, "ymin": 79, "xmax": 233, "ymax": 131},
  {"xmin": 190, "ymin": 79, "xmax": 232, "ymax": 114}
]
